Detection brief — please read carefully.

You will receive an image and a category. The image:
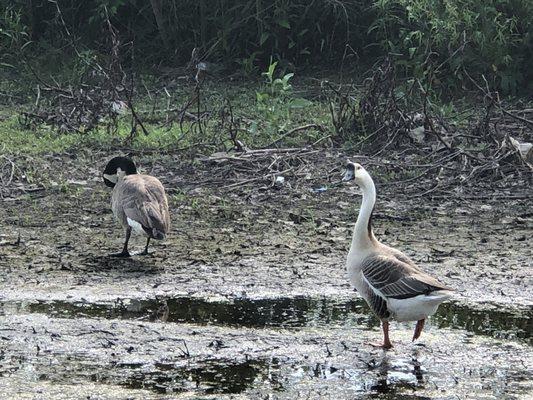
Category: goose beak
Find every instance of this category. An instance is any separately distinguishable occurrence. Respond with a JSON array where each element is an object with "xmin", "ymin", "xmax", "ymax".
[{"xmin": 342, "ymin": 168, "xmax": 354, "ymax": 182}]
